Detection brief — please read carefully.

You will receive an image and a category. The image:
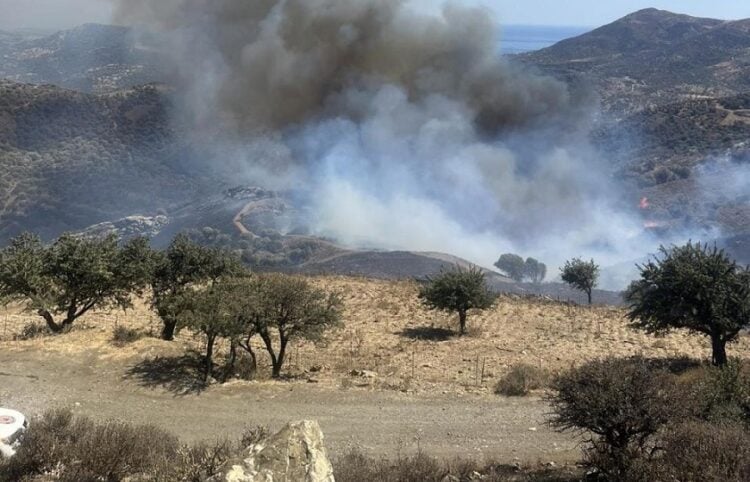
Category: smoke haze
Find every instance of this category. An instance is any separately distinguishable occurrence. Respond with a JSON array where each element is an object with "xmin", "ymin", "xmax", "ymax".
[{"xmin": 110, "ymin": 0, "xmax": 661, "ymax": 289}]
